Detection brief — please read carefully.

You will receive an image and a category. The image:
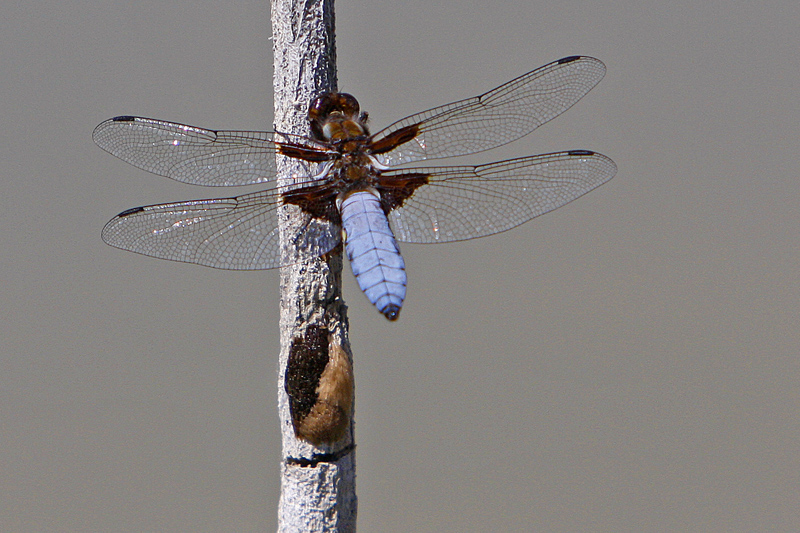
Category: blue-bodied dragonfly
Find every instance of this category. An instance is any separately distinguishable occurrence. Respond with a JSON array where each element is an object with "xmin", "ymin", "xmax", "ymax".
[{"xmin": 95, "ymin": 55, "xmax": 616, "ymax": 320}]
